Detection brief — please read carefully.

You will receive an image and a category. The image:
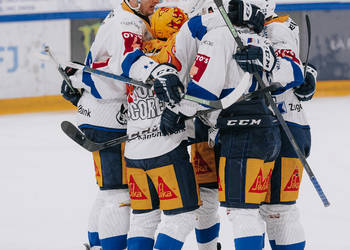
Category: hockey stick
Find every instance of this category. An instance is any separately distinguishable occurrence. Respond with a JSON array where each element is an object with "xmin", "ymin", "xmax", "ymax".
[
  {"xmin": 213, "ymin": 0, "xmax": 330, "ymax": 207},
  {"xmin": 63, "ymin": 61, "xmax": 154, "ymax": 90},
  {"xmin": 303, "ymin": 14, "xmax": 311, "ymax": 78},
  {"xmin": 44, "ymin": 46, "xmax": 77, "ymax": 93},
  {"xmin": 61, "ymin": 73, "xmax": 255, "ymax": 152},
  {"xmin": 64, "ymin": 62, "xmax": 251, "ymax": 109},
  {"xmin": 40, "ymin": 49, "xmax": 250, "ymax": 109},
  {"xmin": 61, "ymin": 82, "xmax": 277, "ymax": 153}
]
